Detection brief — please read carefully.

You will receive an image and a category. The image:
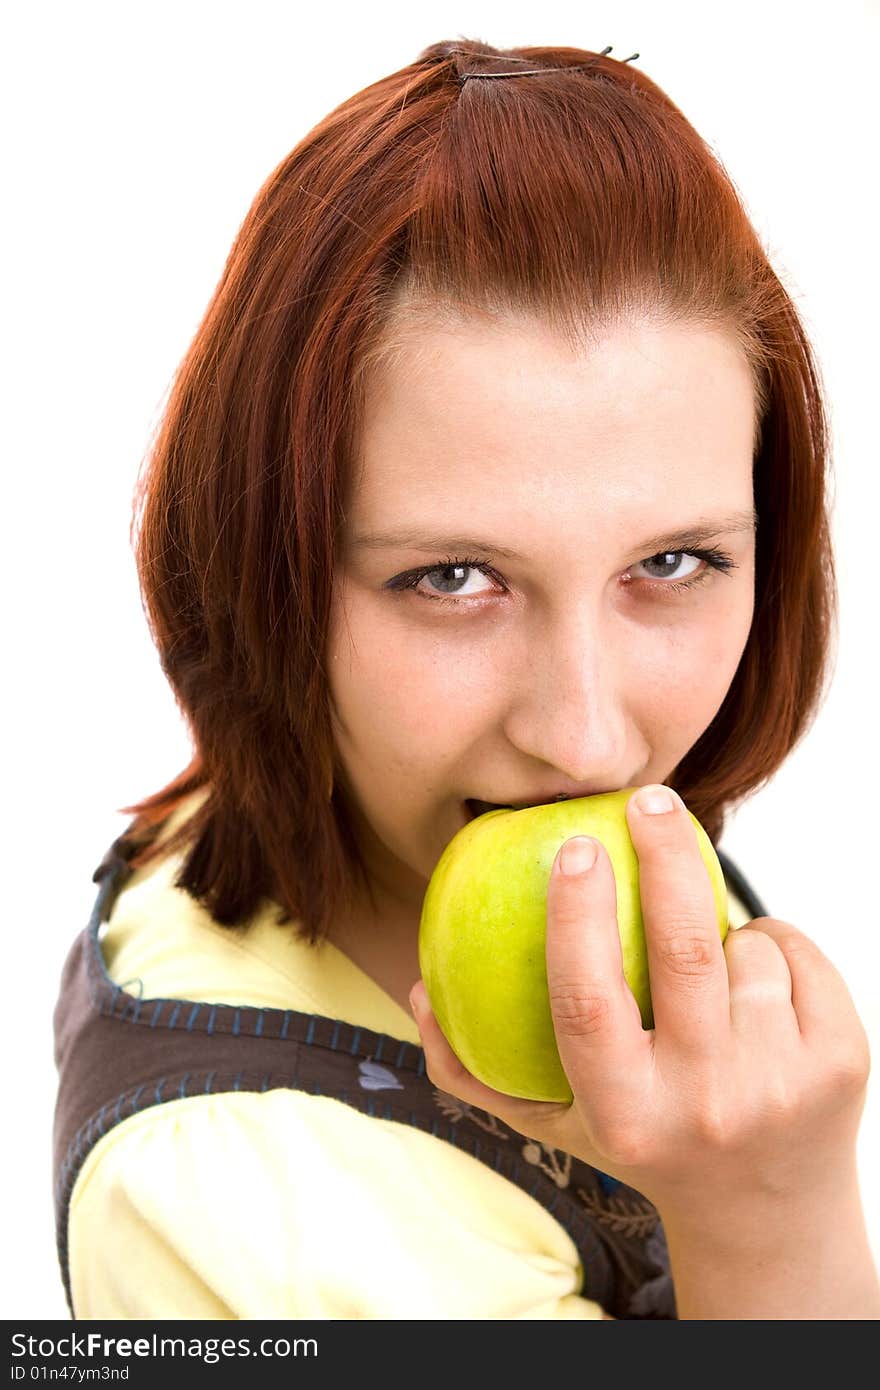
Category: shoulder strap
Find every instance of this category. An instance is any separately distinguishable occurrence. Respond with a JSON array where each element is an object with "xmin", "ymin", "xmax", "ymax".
[
  {"xmin": 58, "ymin": 827, "xmax": 765, "ymax": 1321},
  {"xmin": 717, "ymin": 847, "xmax": 769, "ymax": 918}
]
